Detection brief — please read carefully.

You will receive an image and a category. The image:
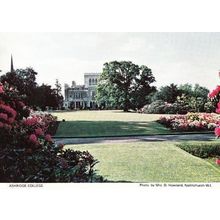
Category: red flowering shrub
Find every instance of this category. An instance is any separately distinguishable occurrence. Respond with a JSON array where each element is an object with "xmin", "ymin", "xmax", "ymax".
[
  {"xmin": 205, "ymin": 84, "xmax": 220, "ymax": 165},
  {"xmin": 0, "ymin": 84, "xmax": 4, "ymax": 94},
  {"xmin": 209, "ymin": 85, "xmax": 220, "ymax": 139},
  {"xmin": 28, "ymin": 112, "xmax": 58, "ymax": 134},
  {"xmin": 0, "ymin": 82, "xmax": 103, "ymax": 182},
  {"xmin": 216, "ymin": 158, "xmax": 220, "ymax": 165},
  {"xmin": 208, "ymin": 85, "xmax": 220, "ymax": 99},
  {"xmin": 214, "ymin": 127, "xmax": 220, "ymax": 137},
  {"xmin": 35, "ymin": 127, "xmax": 44, "ymax": 136}
]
